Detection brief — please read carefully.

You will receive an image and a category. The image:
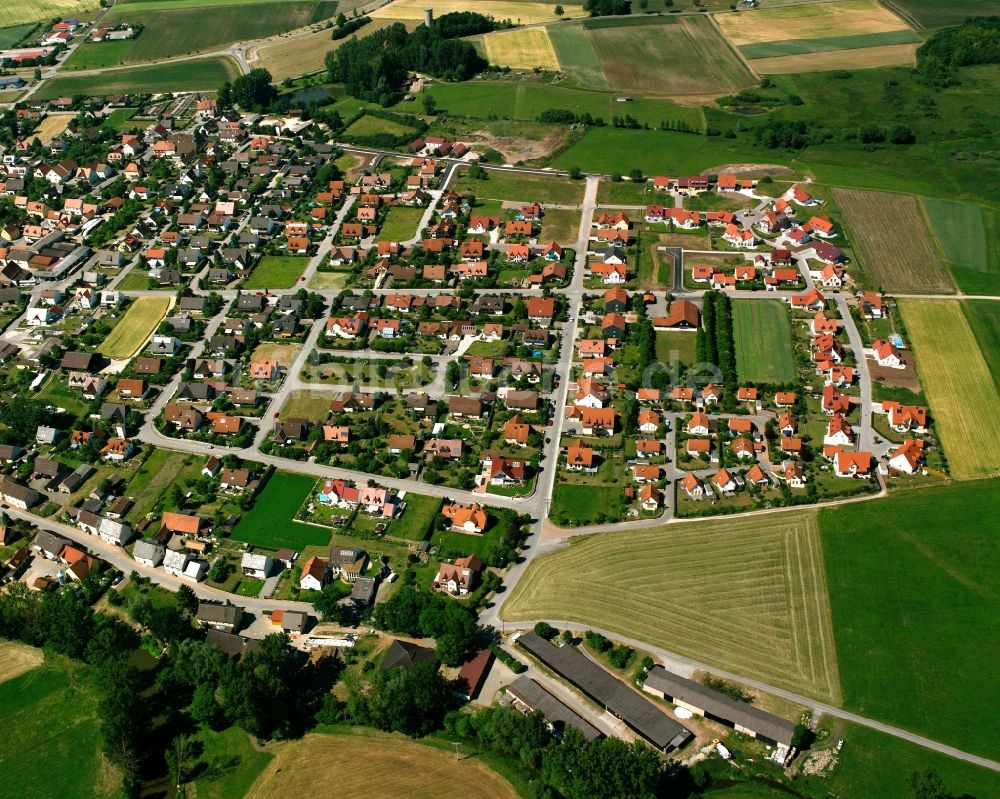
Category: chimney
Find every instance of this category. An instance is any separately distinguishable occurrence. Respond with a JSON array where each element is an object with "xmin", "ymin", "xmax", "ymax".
[{"xmin": 424, "ymin": 7, "xmax": 433, "ymax": 26}]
